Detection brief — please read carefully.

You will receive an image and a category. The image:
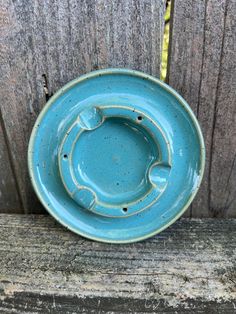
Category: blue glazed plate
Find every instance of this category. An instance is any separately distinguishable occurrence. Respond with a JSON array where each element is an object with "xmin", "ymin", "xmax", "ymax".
[{"xmin": 28, "ymin": 69, "xmax": 205, "ymax": 243}]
